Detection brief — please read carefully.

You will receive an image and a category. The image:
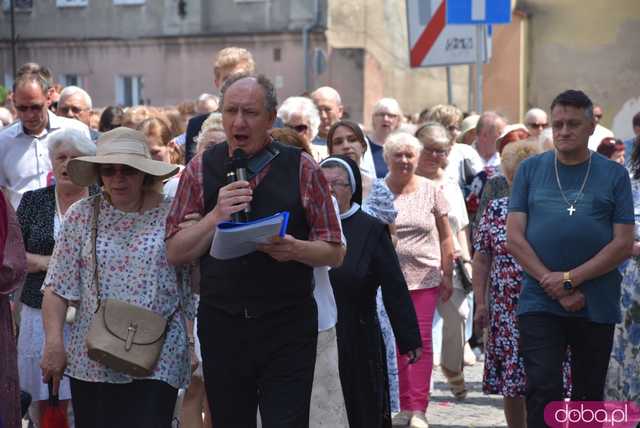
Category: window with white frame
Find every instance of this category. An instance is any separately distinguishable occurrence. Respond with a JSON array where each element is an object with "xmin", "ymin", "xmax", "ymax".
[
  {"xmin": 59, "ymin": 74, "xmax": 84, "ymax": 88},
  {"xmin": 56, "ymin": 0, "xmax": 88, "ymax": 7},
  {"xmin": 115, "ymin": 75, "xmax": 143, "ymax": 107},
  {"xmin": 113, "ymin": 0, "xmax": 145, "ymax": 5},
  {"xmin": 2, "ymin": 0, "xmax": 33, "ymax": 12},
  {"xmin": 4, "ymin": 73, "xmax": 14, "ymax": 90}
]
